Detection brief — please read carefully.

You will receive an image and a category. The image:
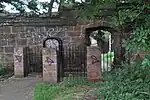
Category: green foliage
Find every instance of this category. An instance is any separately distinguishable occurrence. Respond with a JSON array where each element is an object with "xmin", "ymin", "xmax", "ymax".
[
  {"xmin": 102, "ymin": 51, "xmax": 114, "ymax": 62},
  {"xmin": 124, "ymin": 27, "xmax": 150, "ymax": 52},
  {"xmin": 33, "ymin": 79, "xmax": 93, "ymax": 100},
  {"xmin": 0, "ymin": 60, "xmax": 4, "ymax": 76},
  {"xmin": 33, "ymin": 62, "xmax": 150, "ymax": 100},
  {"xmin": 94, "ymin": 62, "xmax": 150, "ymax": 100},
  {"xmin": 33, "ymin": 83, "xmax": 62, "ymax": 100},
  {"xmin": 0, "ymin": 0, "xmax": 58, "ymax": 14},
  {"xmin": 0, "ymin": 0, "xmax": 39, "ymax": 13},
  {"xmin": 91, "ymin": 30, "xmax": 111, "ymax": 42},
  {"xmin": 64, "ymin": 0, "xmax": 150, "ymax": 30},
  {"xmin": 123, "ymin": 27, "xmax": 150, "ymax": 70},
  {"xmin": 141, "ymin": 54, "xmax": 150, "ymax": 68}
]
